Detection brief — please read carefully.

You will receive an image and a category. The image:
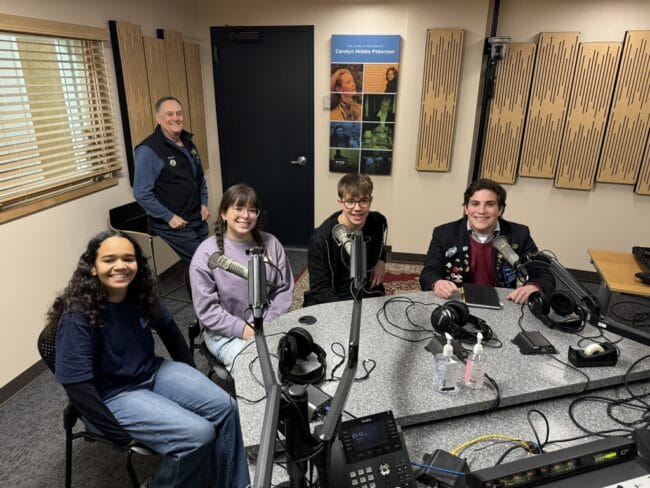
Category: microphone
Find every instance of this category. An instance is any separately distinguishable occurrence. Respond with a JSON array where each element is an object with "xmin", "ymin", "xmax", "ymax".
[
  {"xmin": 493, "ymin": 235, "xmax": 521, "ymax": 268},
  {"xmin": 208, "ymin": 253, "xmax": 248, "ymax": 279},
  {"xmin": 332, "ymin": 223, "xmax": 352, "ymax": 255}
]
